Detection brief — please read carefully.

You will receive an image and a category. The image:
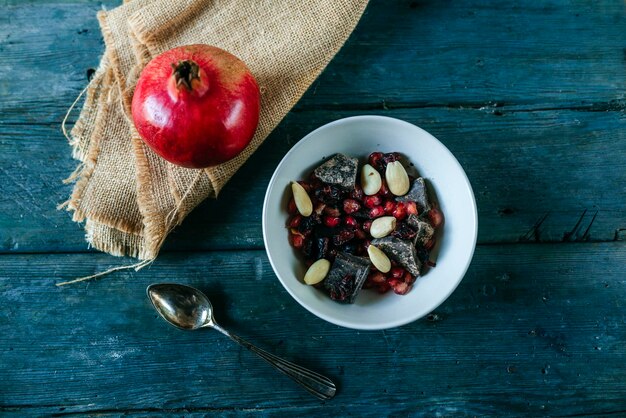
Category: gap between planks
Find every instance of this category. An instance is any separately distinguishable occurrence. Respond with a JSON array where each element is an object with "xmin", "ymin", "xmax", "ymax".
[
  {"xmin": 1, "ymin": 239, "xmax": 625, "ymax": 258},
  {"xmin": 292, "ymin": 100, "xmax": 626, "ymax": 113}
]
